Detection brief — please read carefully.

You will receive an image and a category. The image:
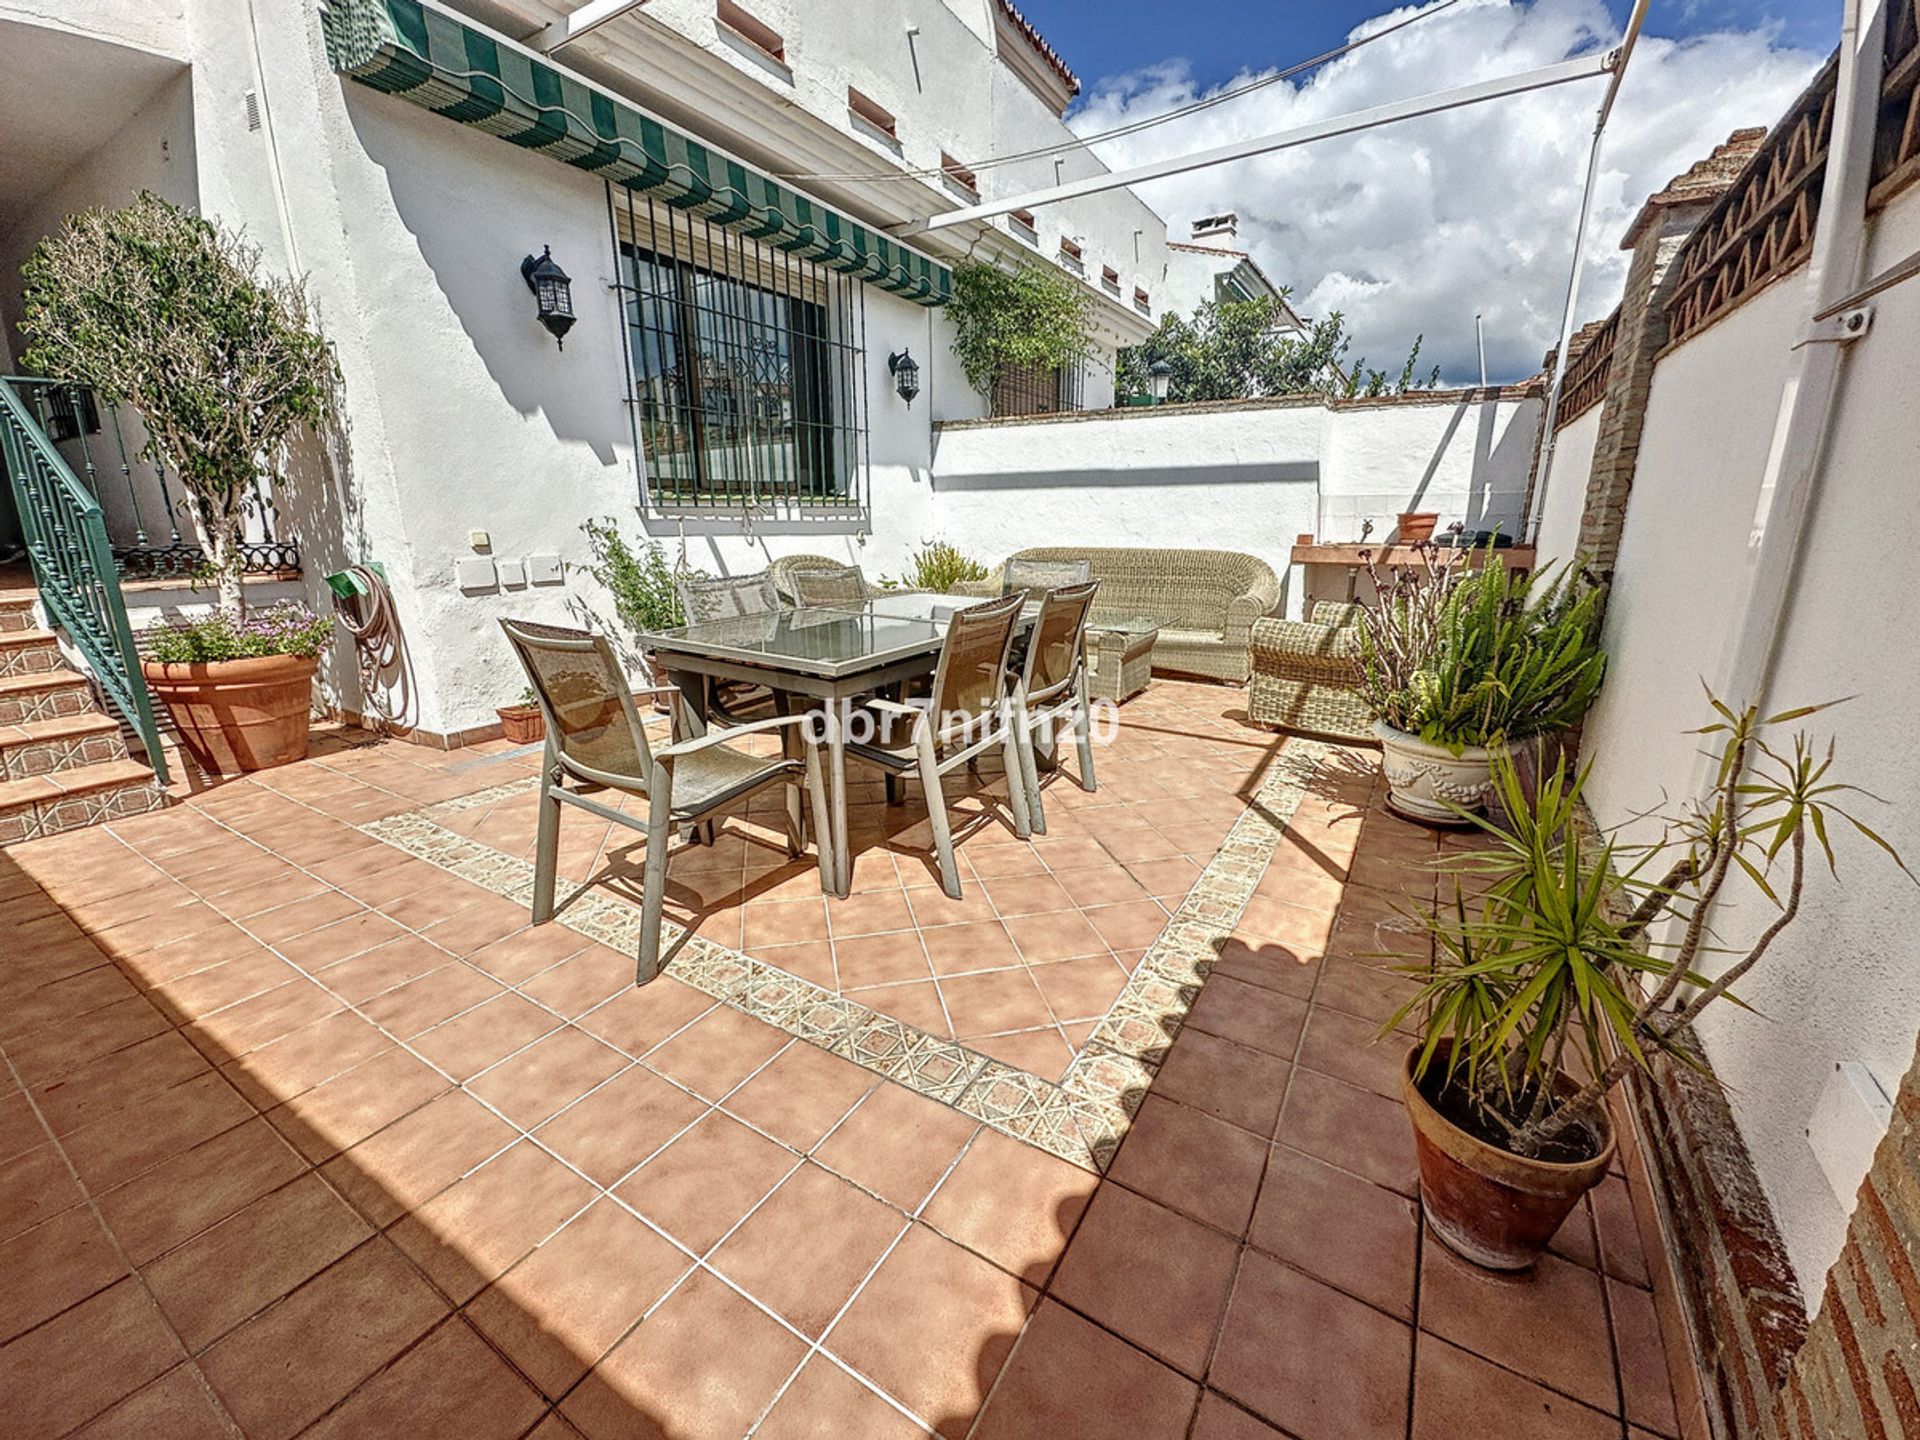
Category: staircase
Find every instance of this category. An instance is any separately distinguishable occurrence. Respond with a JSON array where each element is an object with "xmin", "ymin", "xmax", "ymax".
[{"xmin": 0, "ymin": 589, "xmax": 165, "ymax": 846}]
